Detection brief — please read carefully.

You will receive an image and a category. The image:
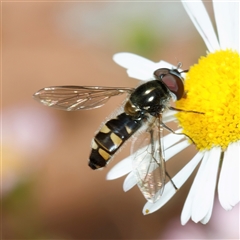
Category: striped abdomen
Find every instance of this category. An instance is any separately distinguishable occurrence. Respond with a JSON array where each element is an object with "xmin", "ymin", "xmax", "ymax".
[{"xmin": 88, "ymin": 113, "xmax": 143, "ymax": 169}]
